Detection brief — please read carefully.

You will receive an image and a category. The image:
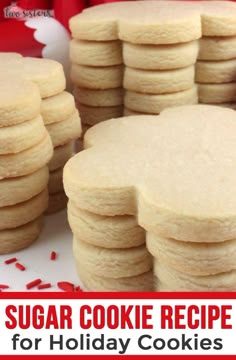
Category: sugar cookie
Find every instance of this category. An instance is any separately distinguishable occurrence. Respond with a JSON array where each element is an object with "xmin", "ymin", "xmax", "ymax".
[
  {"xmin": 71, "ymin": 64, "xmax": 123, "ymax": 89},
  {"xmin": 154, "ymin": 260, "xmax": 236, "ymax": 292},
  {"xmin": 73, "ymin": 238, "xmax": 152, "ymax": 278},
  {"xmin": 123, "ymin": 41, "xmax": 199, "ymax": 70},
  {"xmin": 70, "ymin": 39, "xmax": 122, "ymax": 66},
  {"xmin": 0, "ymin": 78, "xmax": 41, "ymax": 126},
  {"xmin": 49, "ymin": 141, "xmax": 74, "ymax": 171},
  {"xmin": 124, "ymin": 86, "xmax": 198, "ymax": 114},
  {"xmin": 46, "ymin": 111, "xmax": 81, "ymax": 147},
  {"xmin": 68, "ymin": 201, "xmax": 145, "ymax": 248},
  {"xmin": 147, "ymin": 232, "xmax": 236, "ymax": 276},
  {"xmin": 196, "ymin": 59, "xmax": 236, "ymax": 84},
  {"xmin": 198, "ymin": 83, "xmax": 236, "ymax": 103},
  {"xmin": 76, "ymin": 103, "xmax": 123, "ymax": 126},
  {"xmin": 0, "ymin": 132, "xmax": 53, "ymax": 179},
  {"xmin": 199, "ymin": 36, "xmax": 236, "ymax": 61},
  {"xmin": 74, "ymin": 87, "xmax": 123, "ymax": 107},
  {"xmin": 64, "ymin": 105, "xmax": 236, "ymax": 242},
  {"xmin": 0, "ymin": 167, "xmax": 49, "ymax": 207},
  {"xmin": 77, "ymin": 266, "xmax": 153, "ymax": 292},
  {"xmin": 0, "ymin": 115, "xmax": 46, "ymax": 154},
  {"xmin": 0, "ymin": 189, "xmax": 48, "ymax": 230},
  {"xmin": 124, "ymin": 66, "xmax": 195, "ymax": 94},
  {"xmin": 0, "ymin": 216, "xmax": 43, "ymax": 255},
  {"xmin": 41, "ymin": 91, "xmax": 76, "ymax": 125}
]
